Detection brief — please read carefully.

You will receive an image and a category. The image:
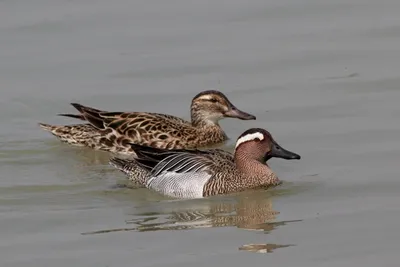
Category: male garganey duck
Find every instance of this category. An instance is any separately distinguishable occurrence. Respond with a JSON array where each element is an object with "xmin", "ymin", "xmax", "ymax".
[
  {"xmin": 109, "ymin": 128, "xmax": 301, "ymax": 198},
  {"xmin": 39, "ymin": 90, "xmax": 255, "ymax": 156}
]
